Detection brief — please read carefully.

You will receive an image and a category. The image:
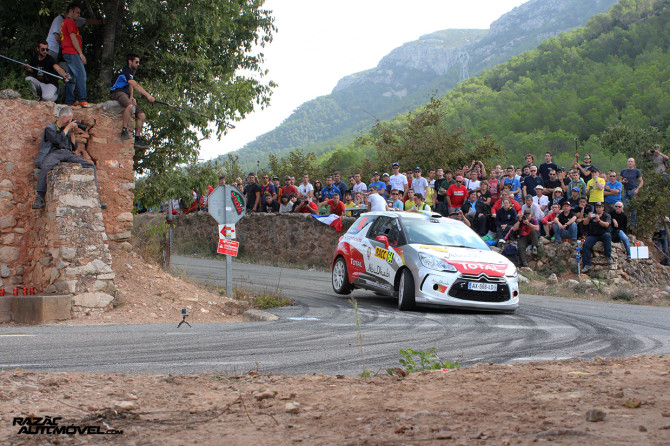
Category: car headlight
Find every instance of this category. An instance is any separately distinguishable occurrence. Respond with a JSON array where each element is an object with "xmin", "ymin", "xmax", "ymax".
[
  {"xmin": 505, "ymin": 262, "xmax": 518, "ymax": 277},
  {"xmin": 419, "ymin": 253, "xmax": 457, "ymax": 272}
]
